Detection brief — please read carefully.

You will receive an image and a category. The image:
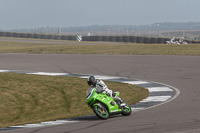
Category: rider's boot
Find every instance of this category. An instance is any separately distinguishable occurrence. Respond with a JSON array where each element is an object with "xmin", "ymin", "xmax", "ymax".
[{"xmin": 112, "ymin": 94, "xmax": 125, "ymax": 107}]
